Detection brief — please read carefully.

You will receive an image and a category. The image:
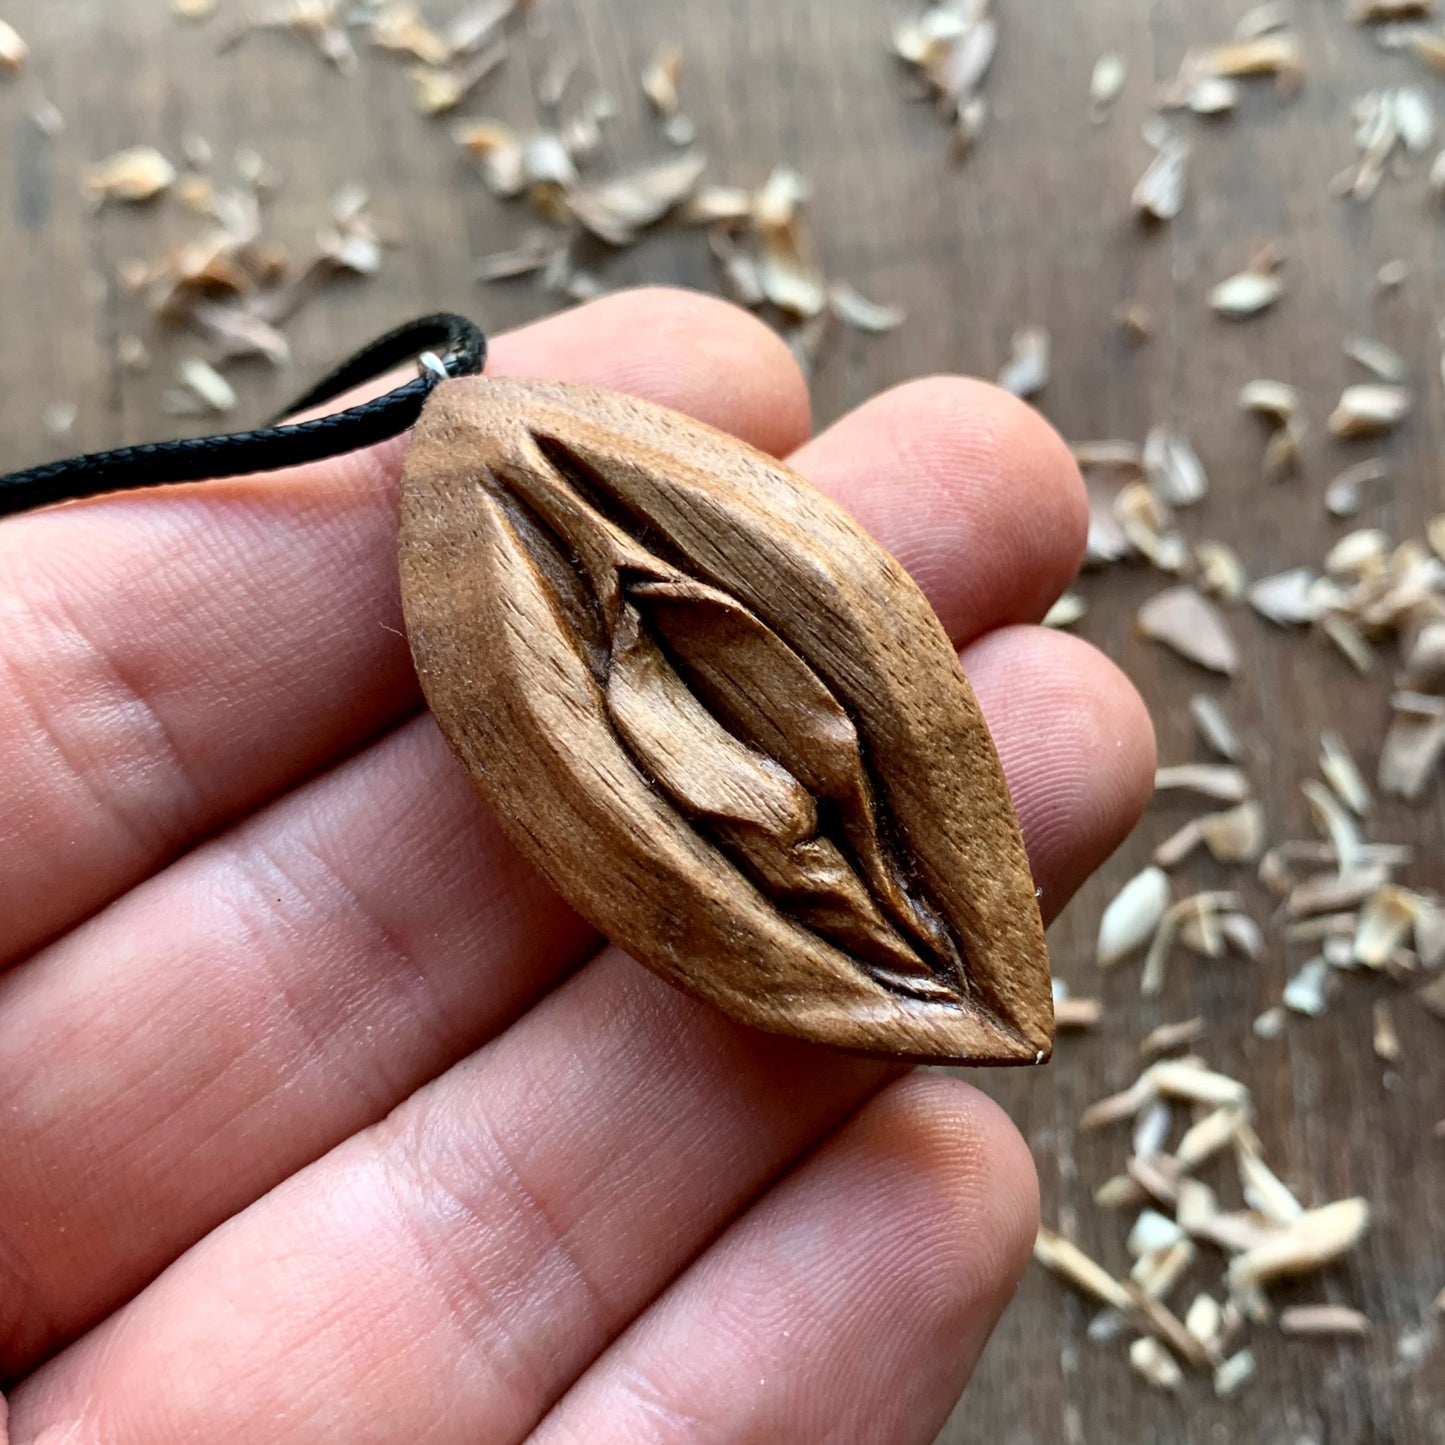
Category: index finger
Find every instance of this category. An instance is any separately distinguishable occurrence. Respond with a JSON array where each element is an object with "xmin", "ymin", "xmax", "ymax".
[{"xmin": 0, "ymin": 288, "xmax": 811, "ymax": 967}]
